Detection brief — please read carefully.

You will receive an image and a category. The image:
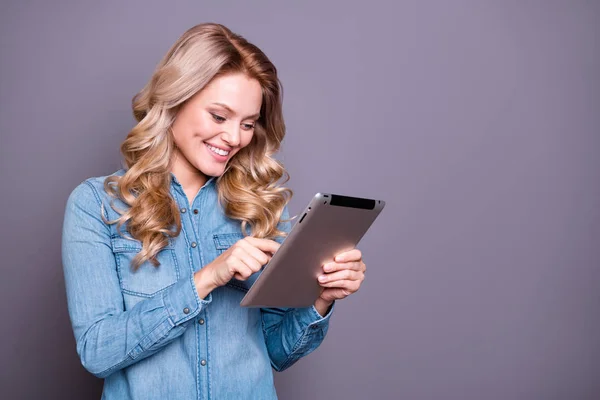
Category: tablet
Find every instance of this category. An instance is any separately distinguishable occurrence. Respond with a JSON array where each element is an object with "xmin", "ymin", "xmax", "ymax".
[{"xmin": 240, "ymin": 193, "xmax": 385, "ymax": 308}]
